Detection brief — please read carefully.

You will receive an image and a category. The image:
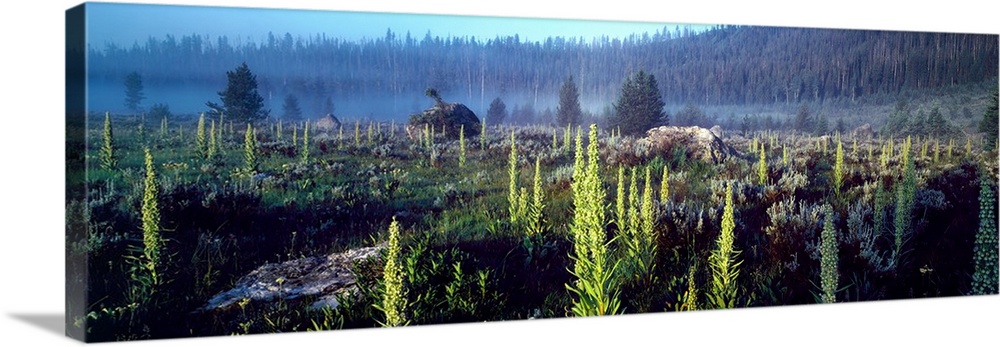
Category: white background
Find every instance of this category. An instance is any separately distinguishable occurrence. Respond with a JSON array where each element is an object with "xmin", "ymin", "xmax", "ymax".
[{"xmin": 0, "ymin": 1, "xmax": 997, "ymax": 346}]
